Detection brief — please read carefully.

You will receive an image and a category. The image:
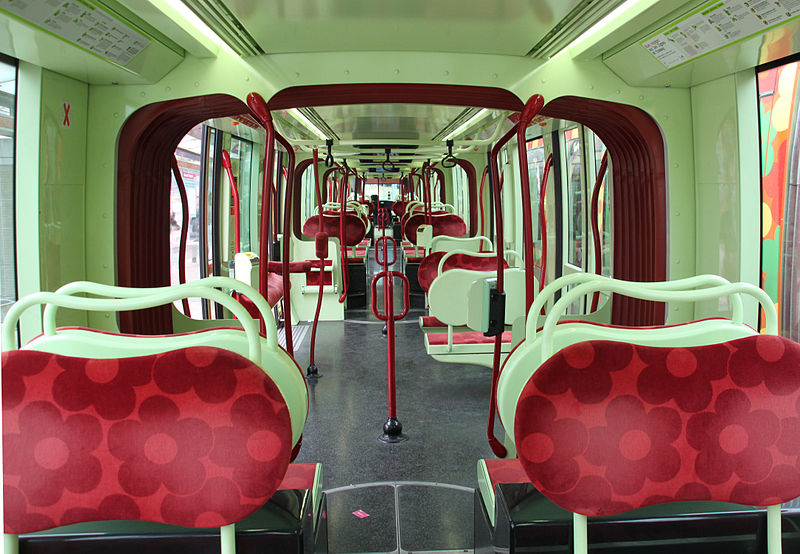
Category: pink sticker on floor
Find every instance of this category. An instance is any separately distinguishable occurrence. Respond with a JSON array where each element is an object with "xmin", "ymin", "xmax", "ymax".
[{"xmin": 352, "ymin": 509, "xmax": 370, "ymax": 519}]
